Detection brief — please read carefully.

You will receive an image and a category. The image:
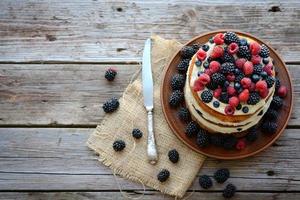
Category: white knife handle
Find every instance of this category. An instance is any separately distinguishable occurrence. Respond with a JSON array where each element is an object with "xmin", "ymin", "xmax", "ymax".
[{"xmin": 146, "ymin": 109, "xmax": 158, "ymax": 165}]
